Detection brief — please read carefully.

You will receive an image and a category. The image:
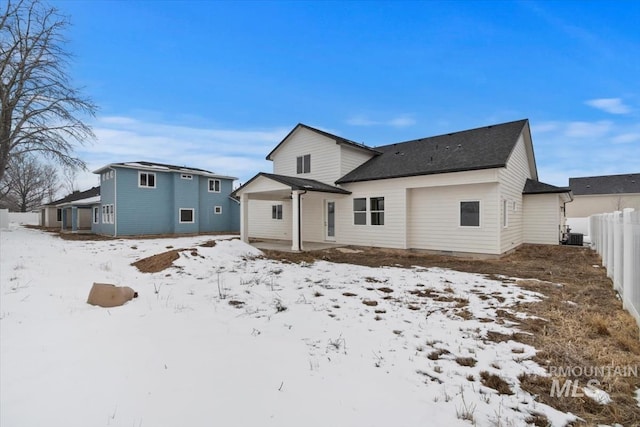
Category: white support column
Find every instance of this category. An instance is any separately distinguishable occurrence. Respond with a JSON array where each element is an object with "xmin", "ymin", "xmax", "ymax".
[
  {"xmin": 291, "ymin": 190, "xmax": 302, "ymax": 252},
  {"xmin": 240, "ymin": 193, "xmax": 249, "ymax": 243}
]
